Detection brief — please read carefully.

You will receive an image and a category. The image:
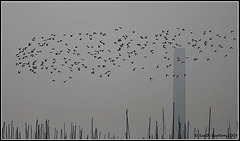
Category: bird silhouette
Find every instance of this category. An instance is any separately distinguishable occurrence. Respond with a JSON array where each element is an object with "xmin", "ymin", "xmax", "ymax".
[
  {"xmin": 176, "ymin": 75, "xmax": 179, "ymax": 78},
  {"xmin": 193, "ymin": 58, "xmax": 198, "ymax": 61}
]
